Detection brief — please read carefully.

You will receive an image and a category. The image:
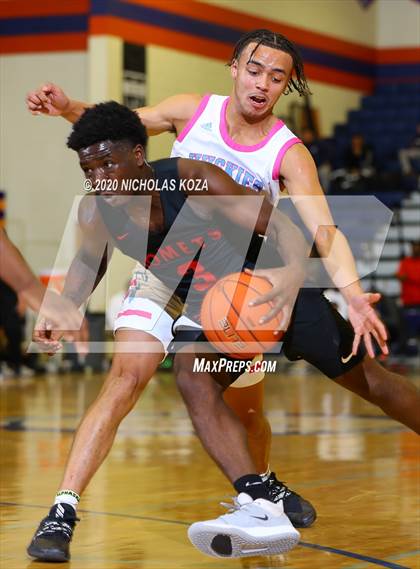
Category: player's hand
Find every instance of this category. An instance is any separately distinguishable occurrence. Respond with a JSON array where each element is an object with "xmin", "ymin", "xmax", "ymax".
[
  {"xmin": 245, "ymin": 265, "xmax": 303, "ymax": 331},
  {"xmin": 33, "ymin": 319, "xmax": 64, "ymax": 354},
  {"xmin": 26, "ymin": 83, "xmax": 70, "ymax": 116},
  {"xmin": 33, "ymin": 316, "xmax": 89, "ymax": 356},
  {"xmin": 34, "ymin": 291, "xmax": 89, "ymax": 354},
  {"xmin": 348, "ymin": 292, "xmax": 388, "ymax": 358}
]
